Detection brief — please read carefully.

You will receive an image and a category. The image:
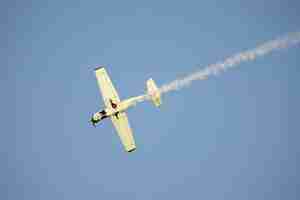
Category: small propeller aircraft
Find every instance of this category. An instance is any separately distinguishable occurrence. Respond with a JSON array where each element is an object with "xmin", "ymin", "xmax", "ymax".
[{"xmin": 90, "ymin": 67, "xmax": 162, "ymax": 152}]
